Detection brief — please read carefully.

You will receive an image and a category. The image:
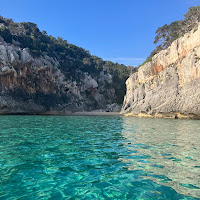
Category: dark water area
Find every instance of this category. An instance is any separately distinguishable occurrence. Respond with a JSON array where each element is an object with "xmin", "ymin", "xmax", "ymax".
[{"xmin": 0, "ymin": 116, "xmax": 199, "ymax": 199}]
